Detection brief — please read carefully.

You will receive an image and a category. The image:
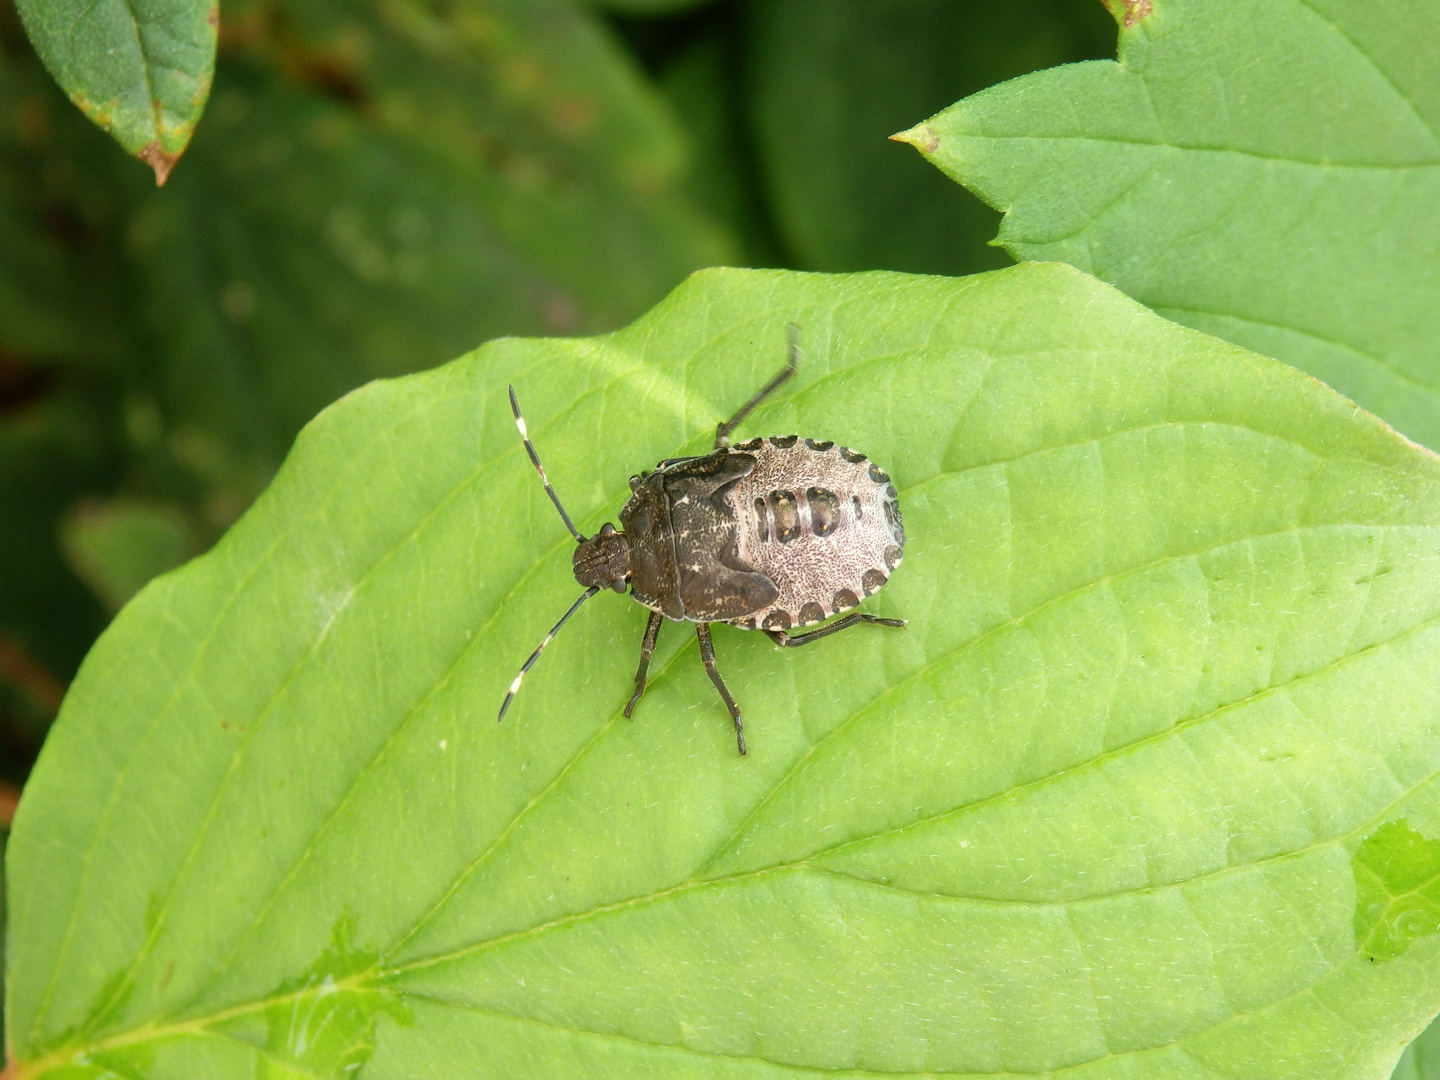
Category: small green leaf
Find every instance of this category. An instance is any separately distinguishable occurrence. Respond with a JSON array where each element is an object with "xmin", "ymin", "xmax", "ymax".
[
  {"xmin": 14, "ymin": 0, "xmax": 217, "ymax": 183},
  {"xmin": 13, "ymin": 263, "xmax": 1440, "ymax": 1078},
  {"xmin": 59, "ymin": 499, "xmax": 198, "ymax": 615},
  {"xmin": 902, "ymin": 0, "xmax": 1440, "ymax": 451}
]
